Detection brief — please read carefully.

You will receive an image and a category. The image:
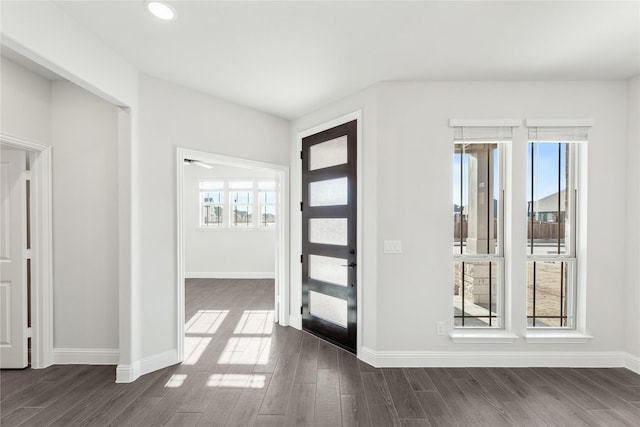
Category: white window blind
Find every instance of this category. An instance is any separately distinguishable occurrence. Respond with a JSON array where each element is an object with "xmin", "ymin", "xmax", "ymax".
[
  {"xmin": 453, "ymin": 126, "xmax": 513, "ymax": 142},
  {"xmin": 528, "ymin": 126, "xmax": 589, "ymax": 143}
]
